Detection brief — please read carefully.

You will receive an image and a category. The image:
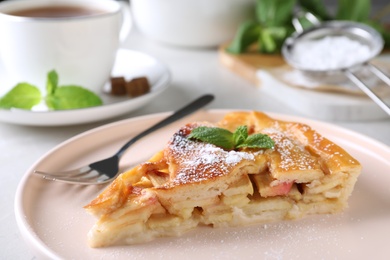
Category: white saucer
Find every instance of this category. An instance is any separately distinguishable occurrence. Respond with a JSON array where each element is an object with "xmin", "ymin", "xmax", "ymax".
[{"xmin": 0, "ymin": 49, "xmax": 171, "ymax": 126}]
